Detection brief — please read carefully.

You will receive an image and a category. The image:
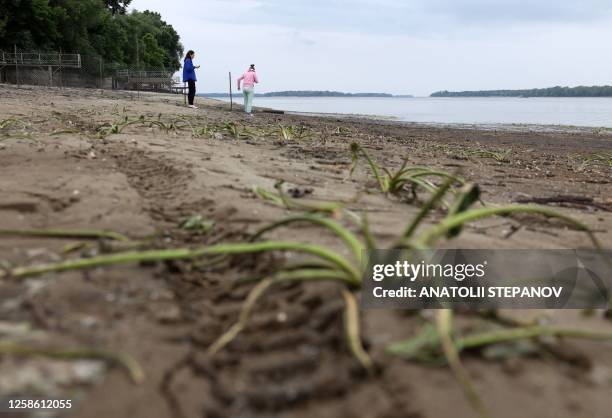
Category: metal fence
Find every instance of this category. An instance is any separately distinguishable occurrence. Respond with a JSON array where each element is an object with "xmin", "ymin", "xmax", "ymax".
[
  {"xmin": 0, "ymin": 51, "xmax": 82, "ymax": 67},
  {"xmin": 112, "ymin": 68, "xmax": 177, "ymax": 91},
  {"xmin": 0, "ymin": 48, "xmax": 180, "ymax": 93}
]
